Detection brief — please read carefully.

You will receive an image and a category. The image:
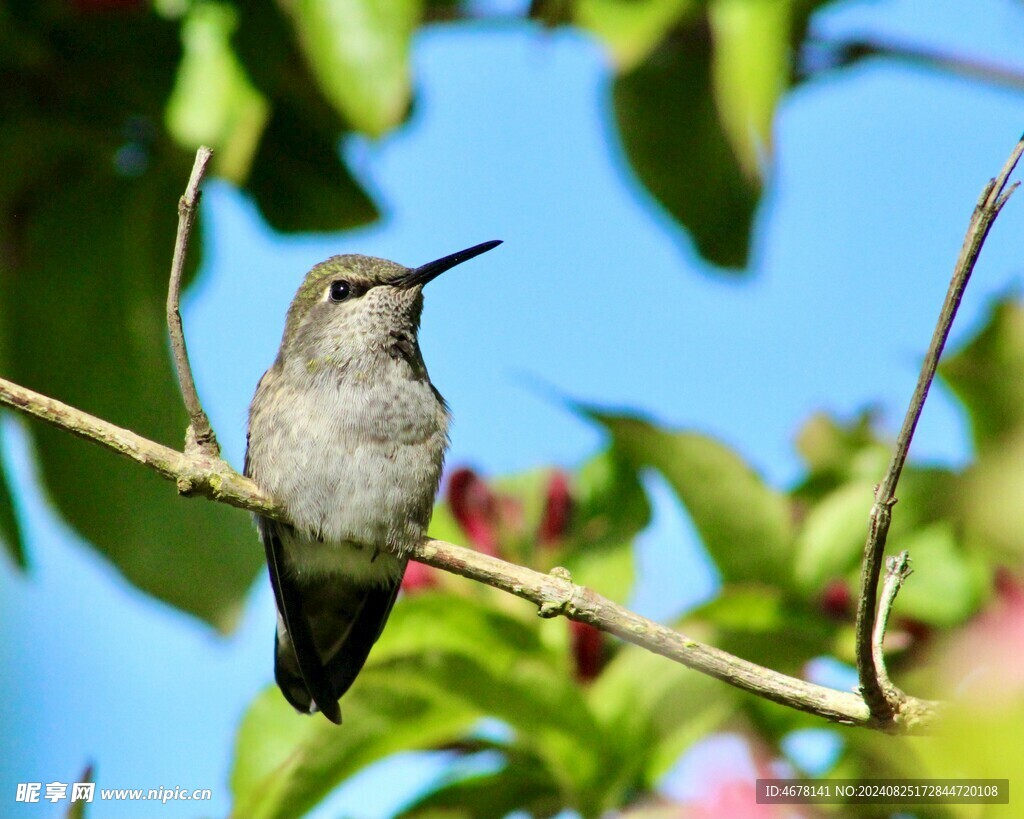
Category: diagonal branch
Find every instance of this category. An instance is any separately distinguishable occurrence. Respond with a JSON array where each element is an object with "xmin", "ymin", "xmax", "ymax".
[
  {"xmin": 167, "ymin": 145, "xmax": 219, "ymax": 457},
  {"xmin": 0, "ymin": 372, "xmax": 936, "ymax": 732},
  {"xmin": 854, "ymin": 135, "xmax": 1024, "ymax": 720},
  {"xmin": 3, "ymin": 140, "xmax": 1020, "ymax": 736}
]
